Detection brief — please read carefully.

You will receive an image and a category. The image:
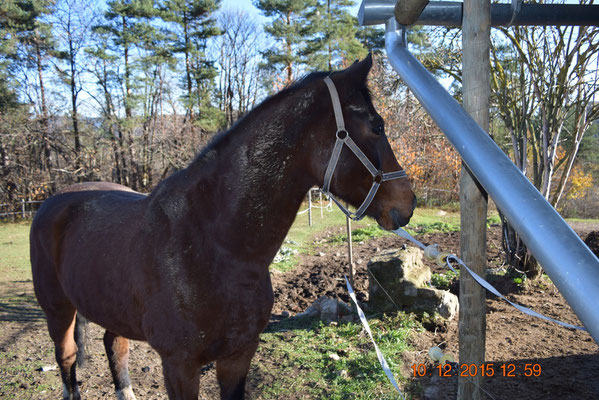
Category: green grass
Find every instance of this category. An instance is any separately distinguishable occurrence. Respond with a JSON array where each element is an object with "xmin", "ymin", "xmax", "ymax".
[
  {"xmin": 327, "ymin": 224, "xmax": 392, "ymax": 244},
  {"xmin": 257, "ymin": 313, "xmax": 422, "ymax": 399},
  {"xmin": 486, "ymin": 214, "xmax": 501, "ymax": 225},
  {"xmin": 0, "ymin": 221, "xmax": 32, "ymax": 282},
  {"xmin": 271, "ymin": 205, "xmax": 502, "ymax": 271},
  {"xmin": 430, "ymin": 270, "xmax": 459, "ymax": 291},
  {"xmin": 271, "ymin": 206, "xmax": 377, "ymax": 271},
  {"xmin": 410, "ymin": 208, "xmax": 461, "ymax": 226},
  {"xmin": 565, "ymin": 217, "xmax": 599, "ymax": 224}
]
